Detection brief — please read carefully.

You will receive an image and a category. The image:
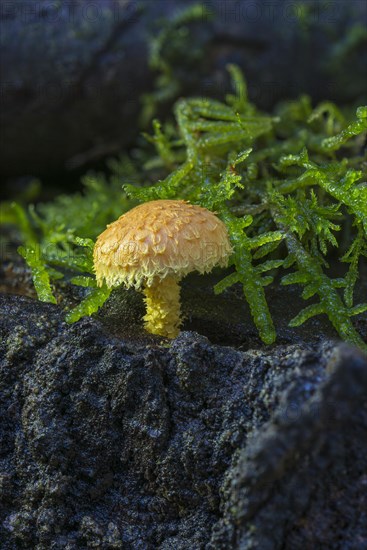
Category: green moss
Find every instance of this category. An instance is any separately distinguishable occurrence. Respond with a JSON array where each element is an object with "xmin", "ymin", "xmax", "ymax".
[
  {"xmin": 140, "ymin": 3, "xmax": 212, "ymax": 127},
  {"xmin": 2, "ymin": 64, "xmax": 367, "ymax": 351}
]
